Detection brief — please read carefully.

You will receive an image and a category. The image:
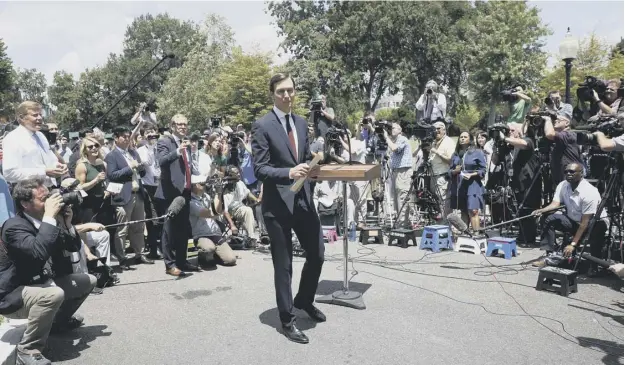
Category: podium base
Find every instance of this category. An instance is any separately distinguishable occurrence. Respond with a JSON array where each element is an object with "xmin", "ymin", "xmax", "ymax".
[{"xmin": 316, "ymin": 290, "xmax": 366, "ymax": 310}]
